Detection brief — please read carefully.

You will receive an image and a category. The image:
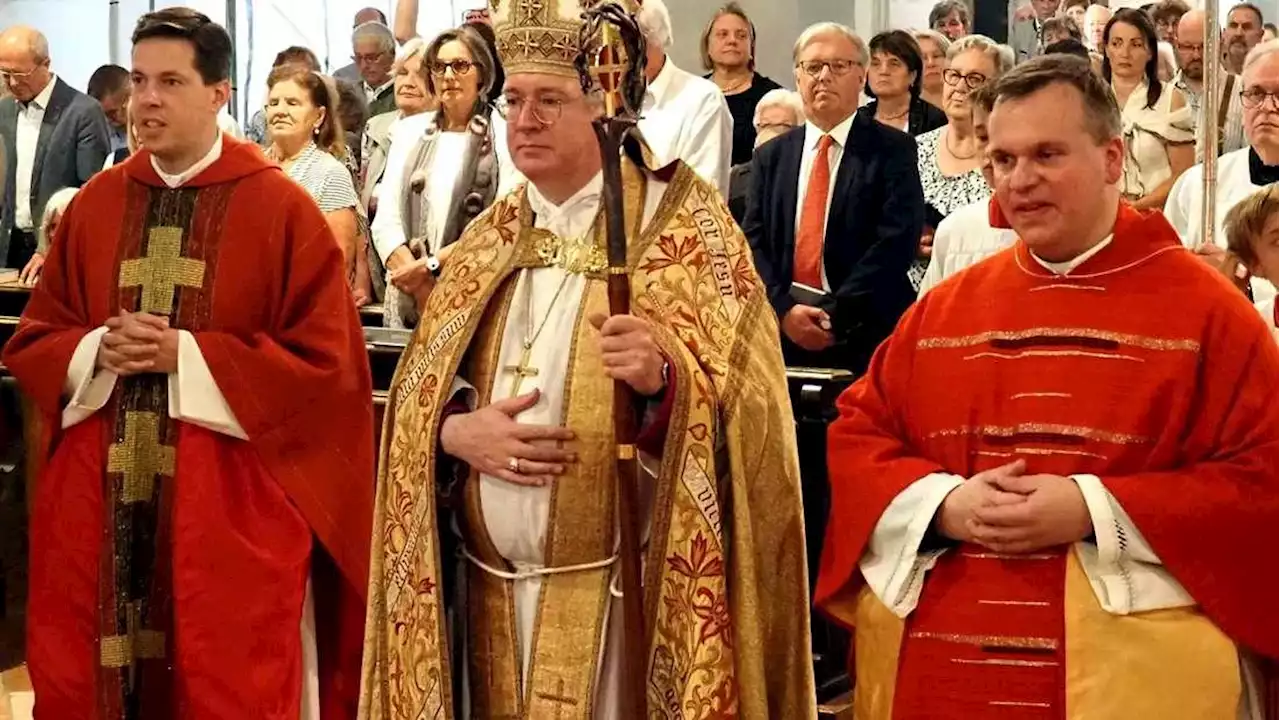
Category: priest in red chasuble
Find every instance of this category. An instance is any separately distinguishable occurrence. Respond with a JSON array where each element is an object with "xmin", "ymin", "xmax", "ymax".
[
  {"xmin": 816, "ymin": 54, "xmax": 1278, "ymax": 720},
  {"xmin": 358, "ymin": 0, "xmax": 814, "ymax": 717},
  {"xmin": 3, "ymin": 9, "xmax": 373, "ymax": 719}
]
